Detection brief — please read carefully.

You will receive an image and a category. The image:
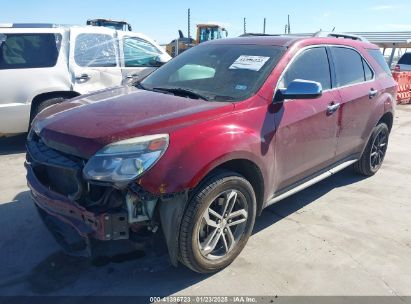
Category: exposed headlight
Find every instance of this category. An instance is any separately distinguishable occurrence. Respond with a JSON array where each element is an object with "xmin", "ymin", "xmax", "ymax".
[{"xmin": 83, "ymin": 134, "xmax": 169, "ymax": 183}]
